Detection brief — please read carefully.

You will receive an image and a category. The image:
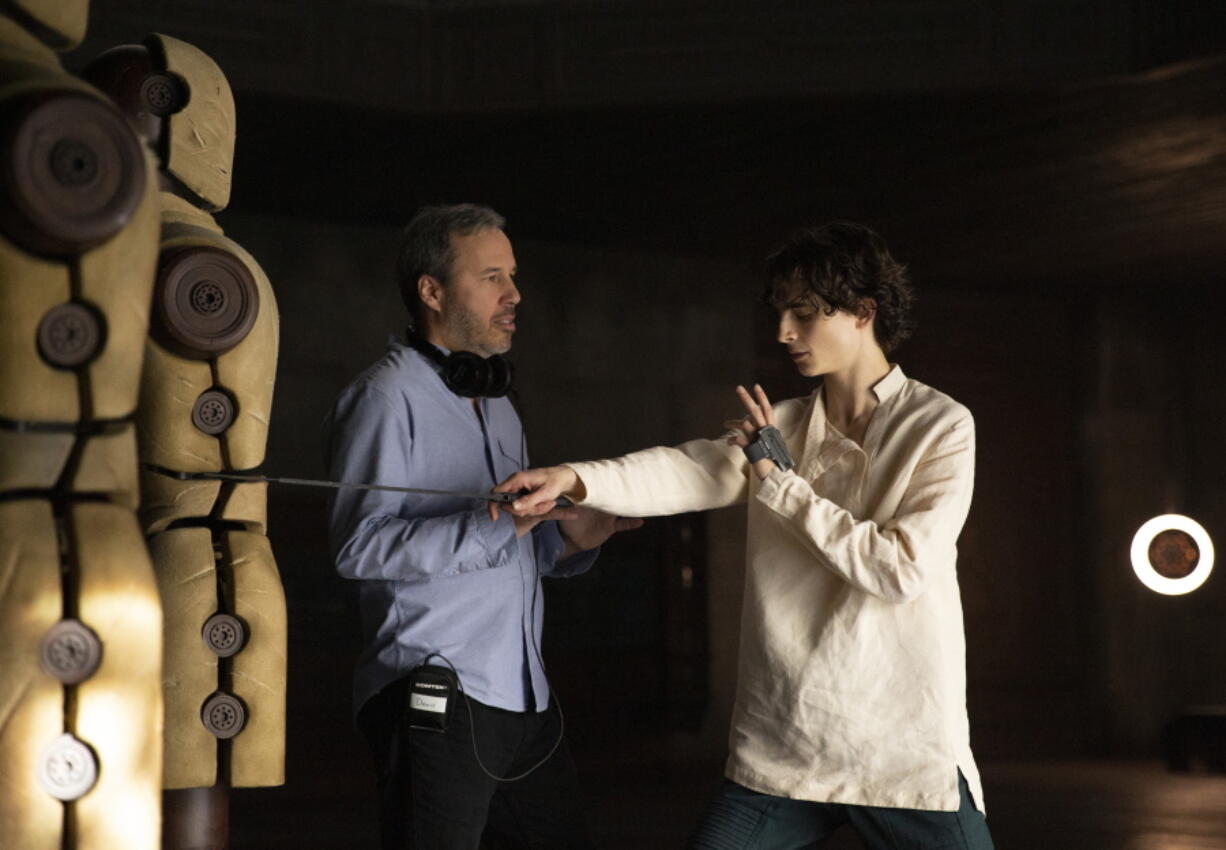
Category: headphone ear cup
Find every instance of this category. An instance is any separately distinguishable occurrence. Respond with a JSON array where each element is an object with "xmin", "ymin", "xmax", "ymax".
[
  {"xmin": 405, "ymin": 330, "xmax": 514, "ymax": 398},
  {"xmin": 441, "ymin": 350, "xmax": 488, "ymax": 398},
  {"xmin": 484, "ymin": 356, "xmax": 514, "ymax": 398}
]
